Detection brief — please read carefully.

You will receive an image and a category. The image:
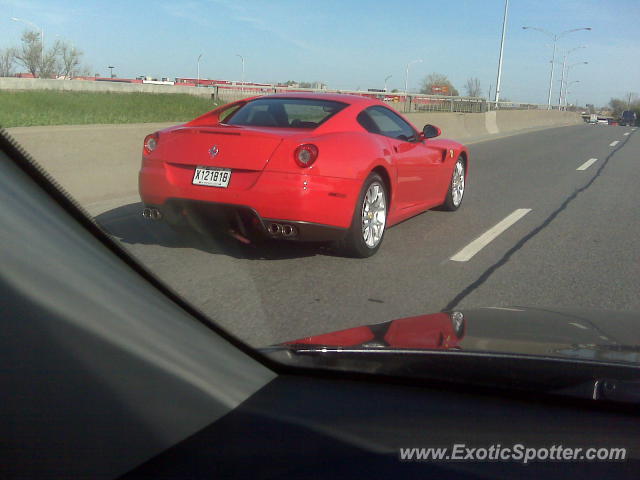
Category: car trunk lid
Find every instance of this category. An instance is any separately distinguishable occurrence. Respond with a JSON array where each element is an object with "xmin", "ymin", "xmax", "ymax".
[{"xmin": 159, "ymin": 125, "xmax": 286, "ymax": 171}]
